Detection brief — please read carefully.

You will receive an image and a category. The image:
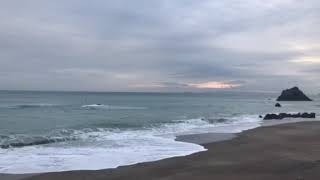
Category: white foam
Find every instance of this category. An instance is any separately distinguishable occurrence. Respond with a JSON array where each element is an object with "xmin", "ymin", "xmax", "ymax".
[
  {"xmin": 158, "ymin": 115, "xmax": 262, "ymax": 135},
  {"xmin": 0, "ymin": 115, "xmax": 262, "ymax": 174},
  {"xmin": 0, "ymin": 133, "xmax": 205, "ymax": 174}
]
